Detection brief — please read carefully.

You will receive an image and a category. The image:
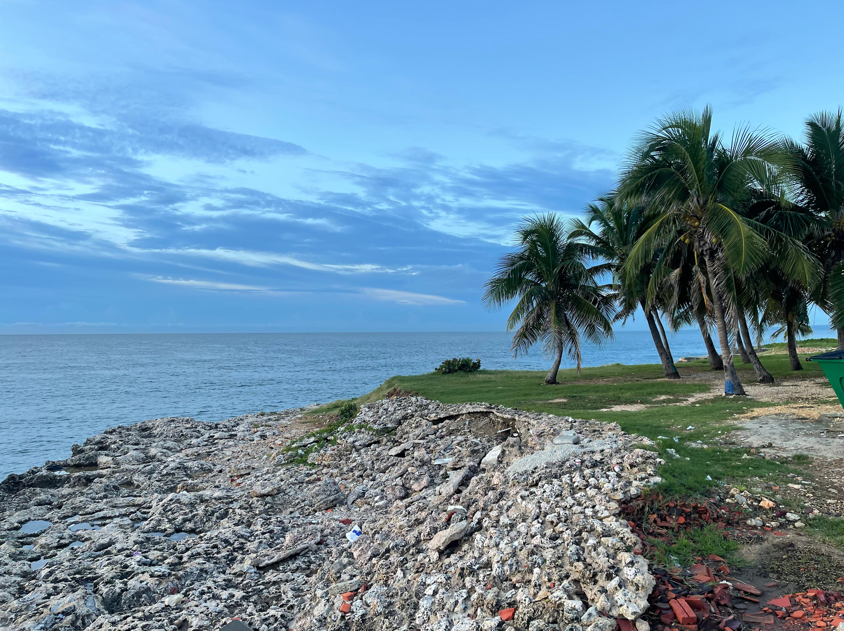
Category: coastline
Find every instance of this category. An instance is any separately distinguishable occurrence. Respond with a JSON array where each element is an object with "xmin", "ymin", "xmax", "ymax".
[{"xmin": 0, "ymin": 396, "xmax": 661, "ymax": 630}]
